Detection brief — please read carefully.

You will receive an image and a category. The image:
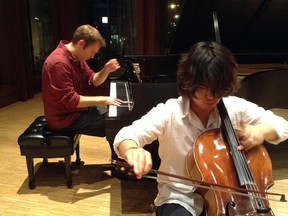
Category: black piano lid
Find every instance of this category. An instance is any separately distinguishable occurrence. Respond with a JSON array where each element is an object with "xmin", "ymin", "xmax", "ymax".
[
  {"xmin": 169, "ymin": 0, "xmax": 288, "ymax": 64},
  {"xmin": 123, "ymin": 55, "xmax": 180, "ymax": 83}
]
